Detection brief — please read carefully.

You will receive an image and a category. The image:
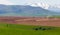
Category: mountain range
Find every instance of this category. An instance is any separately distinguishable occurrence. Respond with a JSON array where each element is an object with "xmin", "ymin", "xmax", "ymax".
[
  {"xmin": 26, "ymin": 2, "xmax": 60, "ymax": 12},
  {"xmin": 0, "ymin": 4, "xmax": 60, "ymax": 17}
]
